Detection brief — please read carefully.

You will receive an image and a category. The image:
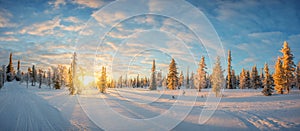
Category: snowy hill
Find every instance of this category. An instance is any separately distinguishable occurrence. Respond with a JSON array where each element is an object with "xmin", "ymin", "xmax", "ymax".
[{"xmin": 0, "ymin": 82, "xmax": 300, "ymax": 130}]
